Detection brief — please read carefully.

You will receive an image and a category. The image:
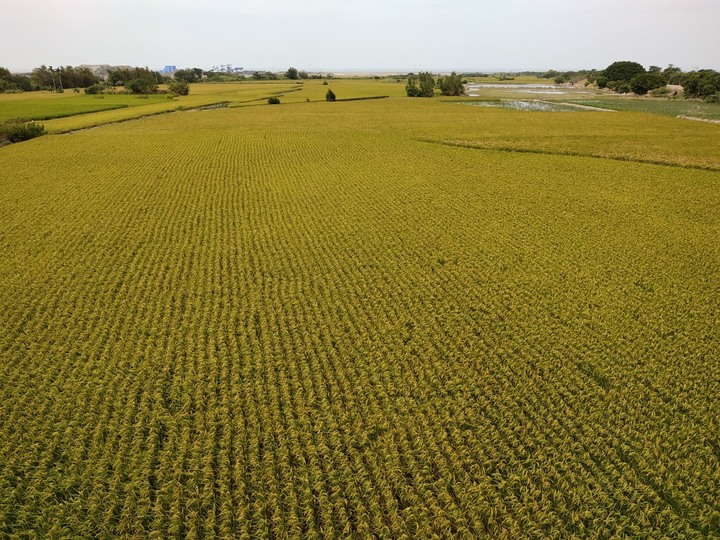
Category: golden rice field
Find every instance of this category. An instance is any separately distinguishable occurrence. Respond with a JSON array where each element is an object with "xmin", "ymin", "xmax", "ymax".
[{"xmin": 1, "ymin": 85, "xmax": 720, "ymax": 538}]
